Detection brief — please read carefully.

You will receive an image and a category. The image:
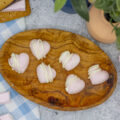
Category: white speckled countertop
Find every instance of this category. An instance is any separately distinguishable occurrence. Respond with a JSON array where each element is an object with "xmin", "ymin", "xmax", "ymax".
[{"xmin": 26, "ymin": 0, "xmax": 120, "ymax": 120}]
